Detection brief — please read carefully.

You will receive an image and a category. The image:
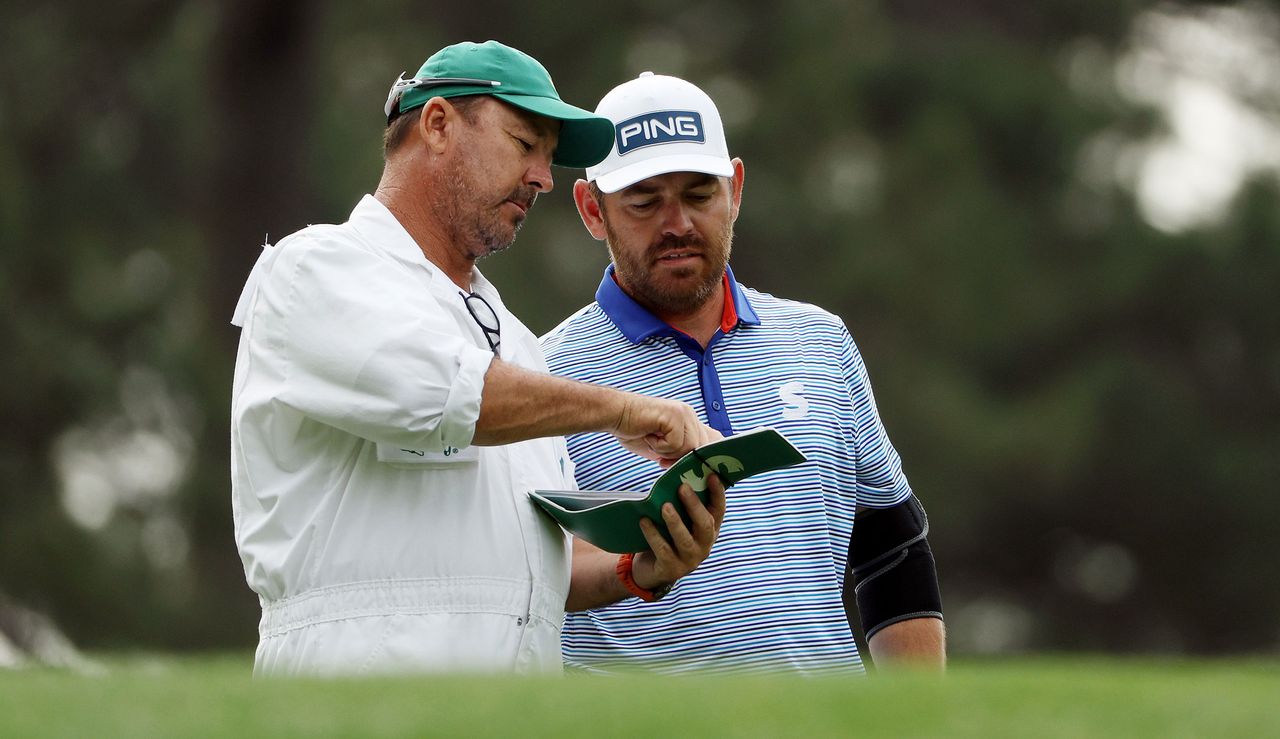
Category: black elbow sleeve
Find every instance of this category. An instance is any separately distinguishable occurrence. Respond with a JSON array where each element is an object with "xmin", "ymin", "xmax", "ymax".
[{"xmin": 848, "ymin": 496, "xmax": 944, "ymax": 639}]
